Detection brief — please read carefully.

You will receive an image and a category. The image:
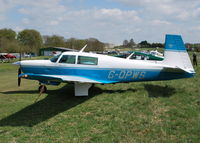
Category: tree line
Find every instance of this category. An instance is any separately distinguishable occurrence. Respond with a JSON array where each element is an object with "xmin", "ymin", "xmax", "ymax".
[
  {"xmin": 185, "ymin": 43, "xmax": 200, "ymax": 52},
  {"xmin": 0, "ymin": 28, "xmax": 105, "ymax": 55},
  {"xmin": 122, "ymin": 39, "xmax": 200, "ymax": 50},
  {"xmin": 2, "ymin": 28, "xmax": 198, "ymax": 54},
  {"xmin": 122, "ymin": 39, "xmax": 164, "ymax": 48},
  {"xmin": 138, "ymin": 40, "xmax": 164, "ymax": 48}
]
